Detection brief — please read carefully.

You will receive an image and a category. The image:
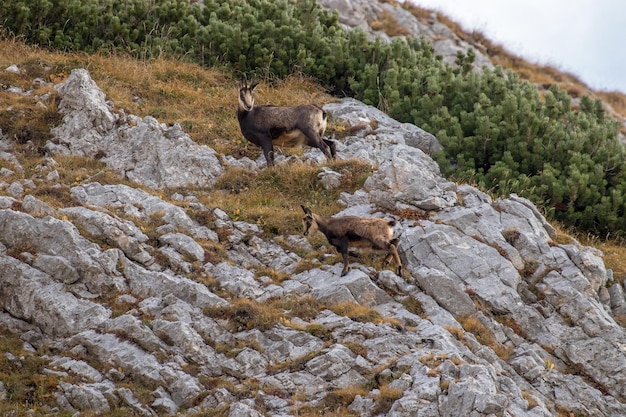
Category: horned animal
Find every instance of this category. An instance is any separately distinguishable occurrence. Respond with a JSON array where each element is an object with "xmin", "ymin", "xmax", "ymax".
[
  {"xmin": 301, "ymin": 205, "xmax": 402, "ymax": 277},
  {"xmin": 237, "ymin": 75, "xmax": 336, "ymax": 167}
]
